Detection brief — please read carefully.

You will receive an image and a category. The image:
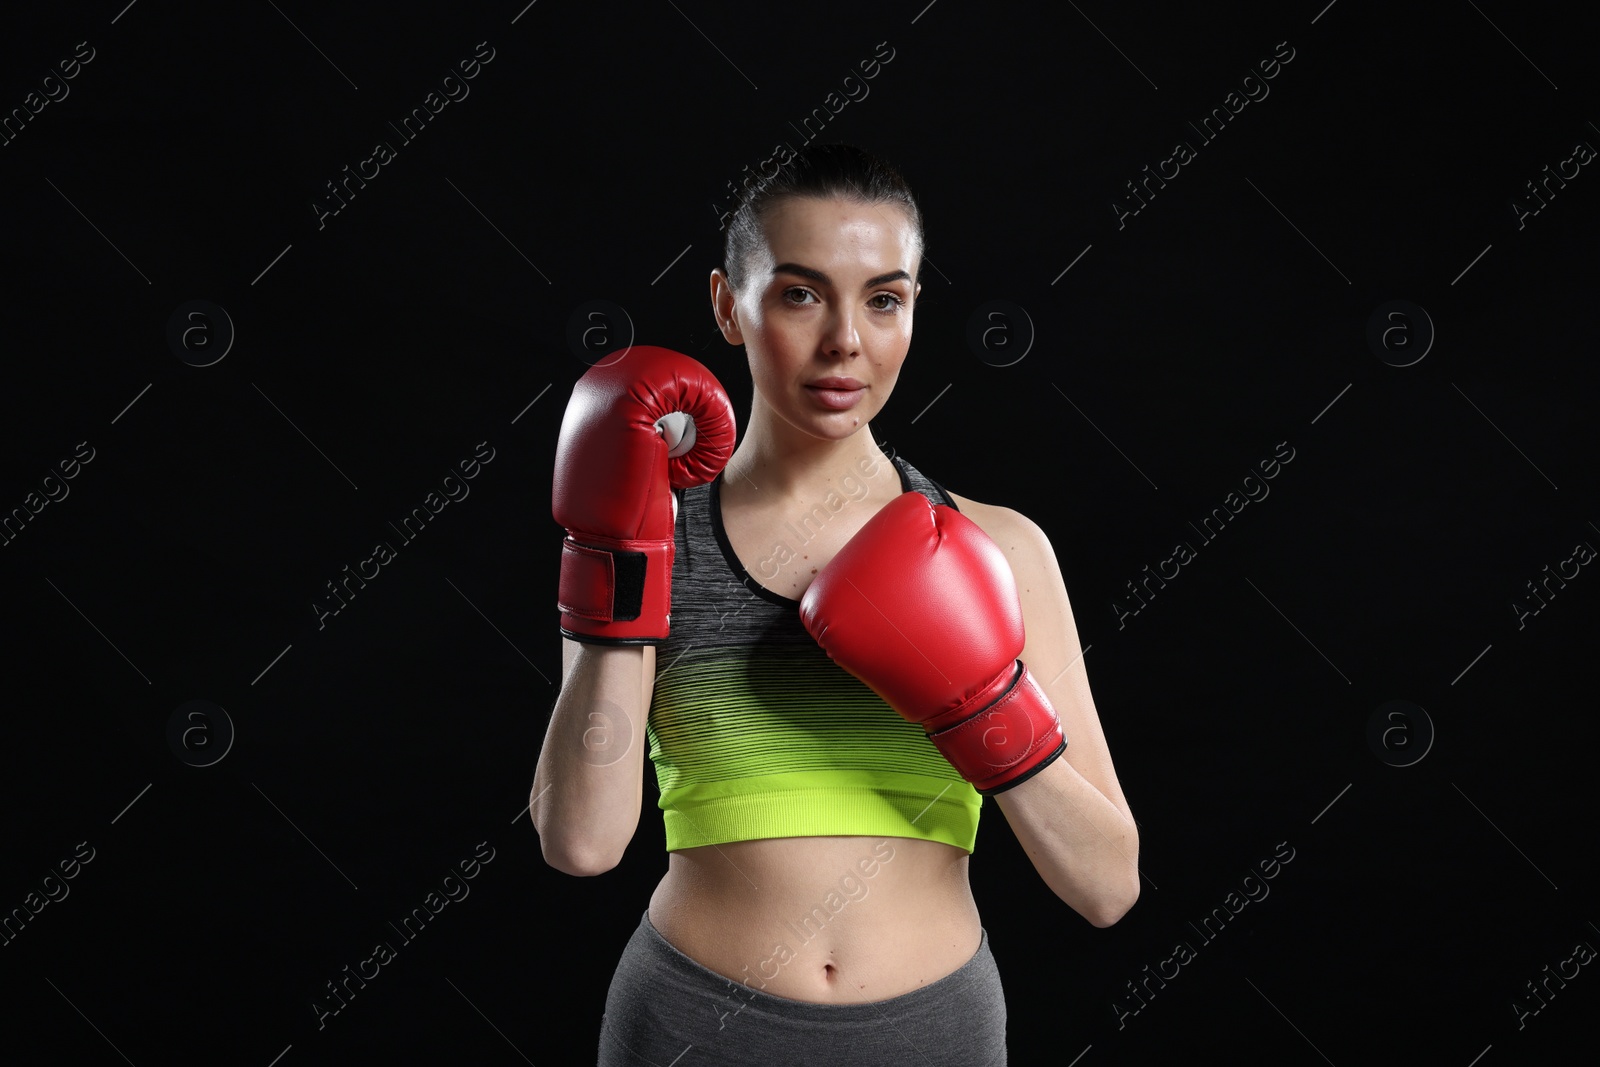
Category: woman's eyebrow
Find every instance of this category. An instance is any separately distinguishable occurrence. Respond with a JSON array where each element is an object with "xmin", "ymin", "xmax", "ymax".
[{"xmin": 772, "ymin": 263, "xmax": 912, "ymax": 288}]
